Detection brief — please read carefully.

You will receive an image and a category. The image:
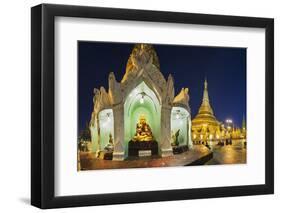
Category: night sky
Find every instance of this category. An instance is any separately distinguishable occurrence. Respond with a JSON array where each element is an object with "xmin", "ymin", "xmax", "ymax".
[{"xmin": 78, "ymin": 42, "xmax": 246, "ymax": 132}]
